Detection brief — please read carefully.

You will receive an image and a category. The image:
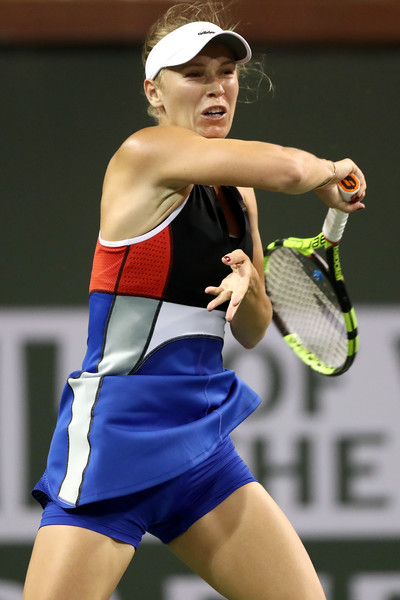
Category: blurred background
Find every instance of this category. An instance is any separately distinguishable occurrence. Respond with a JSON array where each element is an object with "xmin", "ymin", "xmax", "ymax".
[{"xmin": 1, "ymin": 1, "xmax": 399, "ymax": 598}]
